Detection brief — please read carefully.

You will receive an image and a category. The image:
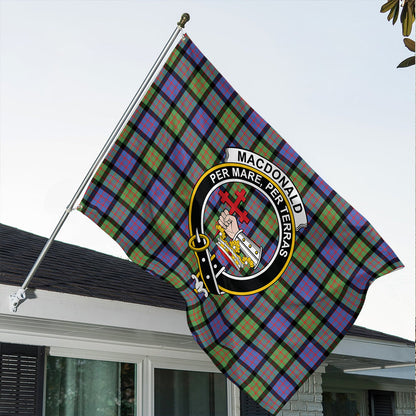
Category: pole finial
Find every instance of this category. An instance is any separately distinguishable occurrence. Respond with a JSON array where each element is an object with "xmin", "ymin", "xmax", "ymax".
[{"xmin": 178, "ymin": 13, "xmax": 190, "ymax": 29}]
